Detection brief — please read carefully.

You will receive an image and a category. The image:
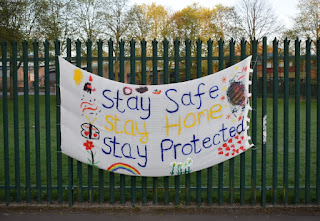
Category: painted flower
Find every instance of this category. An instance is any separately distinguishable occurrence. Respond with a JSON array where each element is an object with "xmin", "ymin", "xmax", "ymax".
[
  {"xmin": 184, "ymin": 161, "xmax": 188, "ymax": 168},
  {"xmin": 83, "ymin": 140, "xmax": 94, "ymax": 150},
  {"xmin": 170, "ymin": 161, "xmax": 177, "ymax": 168},
  {"xmin": 186, "ymin": 158, "xmax": 193, "ymax": 167},
  {"xmin": 170, "ymin": 161, "xmax": 177, "ymax": 175},
  {"xmin": 176, "ymin": 162, "xmax": 183, "ymax": 175}
]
